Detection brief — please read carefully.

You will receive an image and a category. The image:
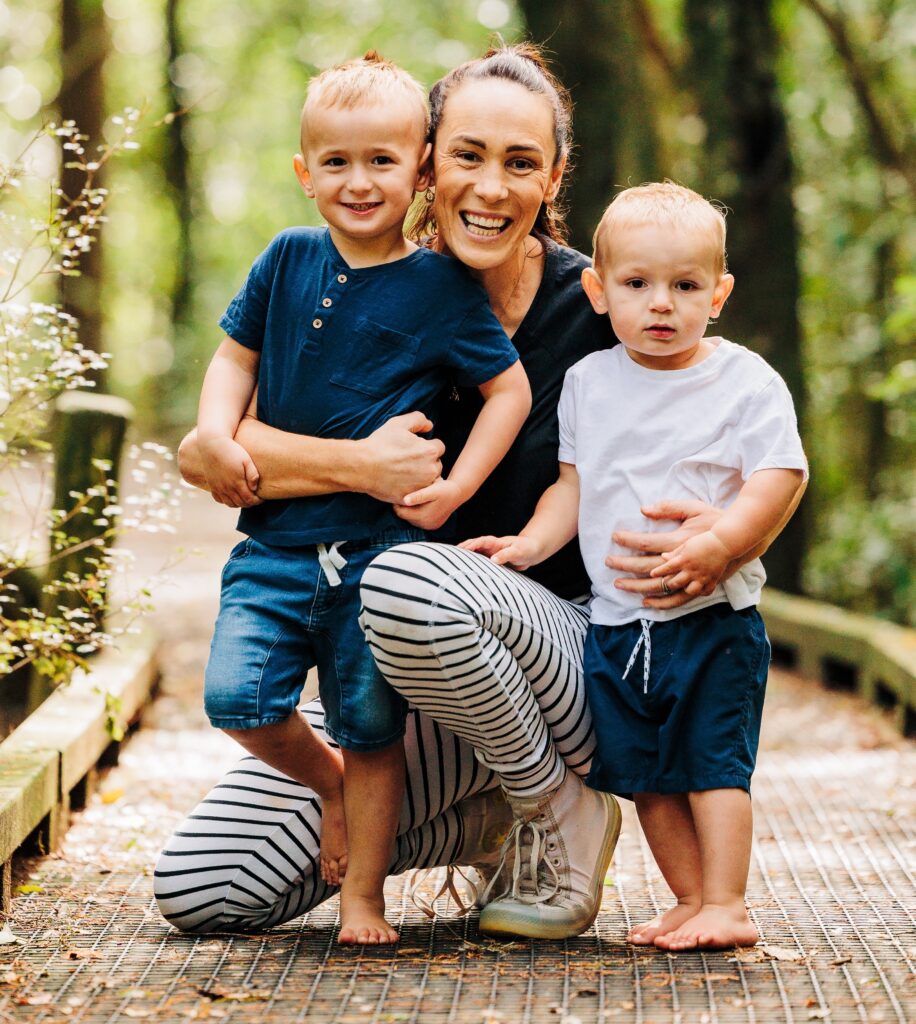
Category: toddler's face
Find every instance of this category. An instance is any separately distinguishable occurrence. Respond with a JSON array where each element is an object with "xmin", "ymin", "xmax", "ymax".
[
  {"xmin": 583, "ymin": 222, "xmax": 733, "ymax": 370},
  {"xmin": 295, "ymin": 97, "xmax": 429, "ymax": 249}
]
